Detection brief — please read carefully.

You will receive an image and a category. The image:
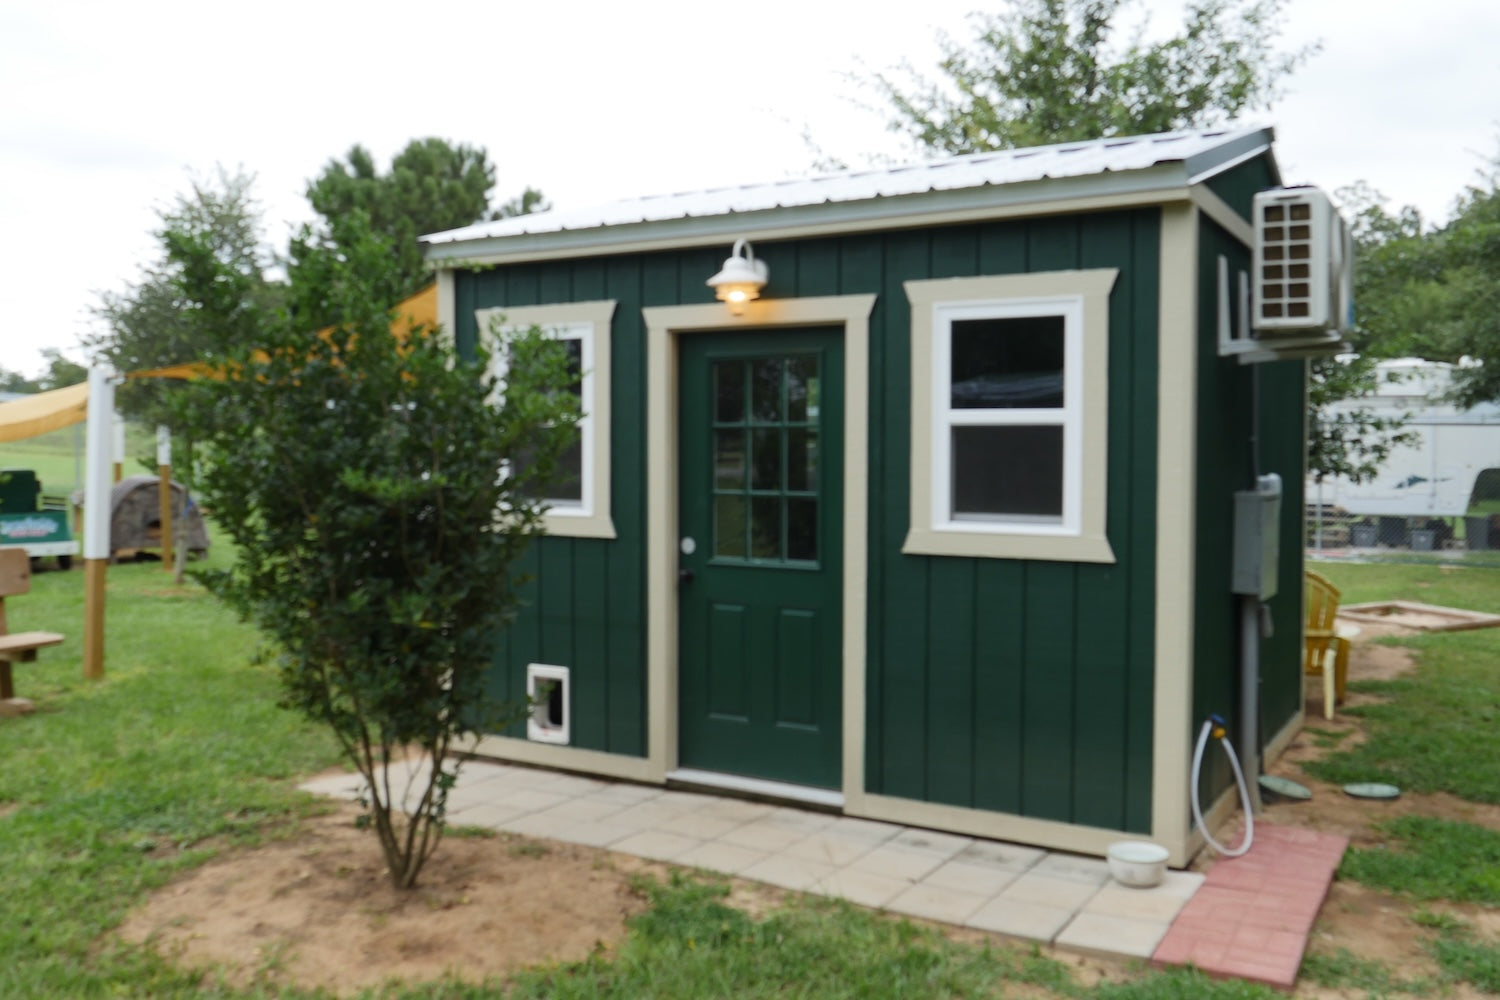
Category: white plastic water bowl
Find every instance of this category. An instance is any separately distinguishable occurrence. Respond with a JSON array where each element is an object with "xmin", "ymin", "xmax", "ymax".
[{"xmin": 1106, "ymin": 840, "xmax": 1169, "ymax": 888}]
